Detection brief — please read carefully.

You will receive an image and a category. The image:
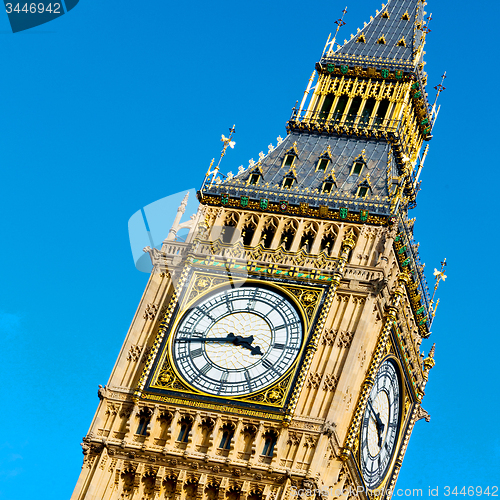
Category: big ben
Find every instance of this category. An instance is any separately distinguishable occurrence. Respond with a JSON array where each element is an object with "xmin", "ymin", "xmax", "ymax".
[{"xmin": 72, "ymin": 0, "xmax": 442, "ymax": 498}]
